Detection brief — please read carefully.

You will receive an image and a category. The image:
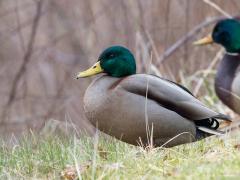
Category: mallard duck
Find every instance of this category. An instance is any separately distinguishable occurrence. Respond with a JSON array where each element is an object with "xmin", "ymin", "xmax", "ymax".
[
  {"xmin": 76, "ymin": 46, "xmax": 230, "ymax": 147},
  {"xmin": 194, "ymin": 19, "xmax": 240, "ymax": 115}
]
